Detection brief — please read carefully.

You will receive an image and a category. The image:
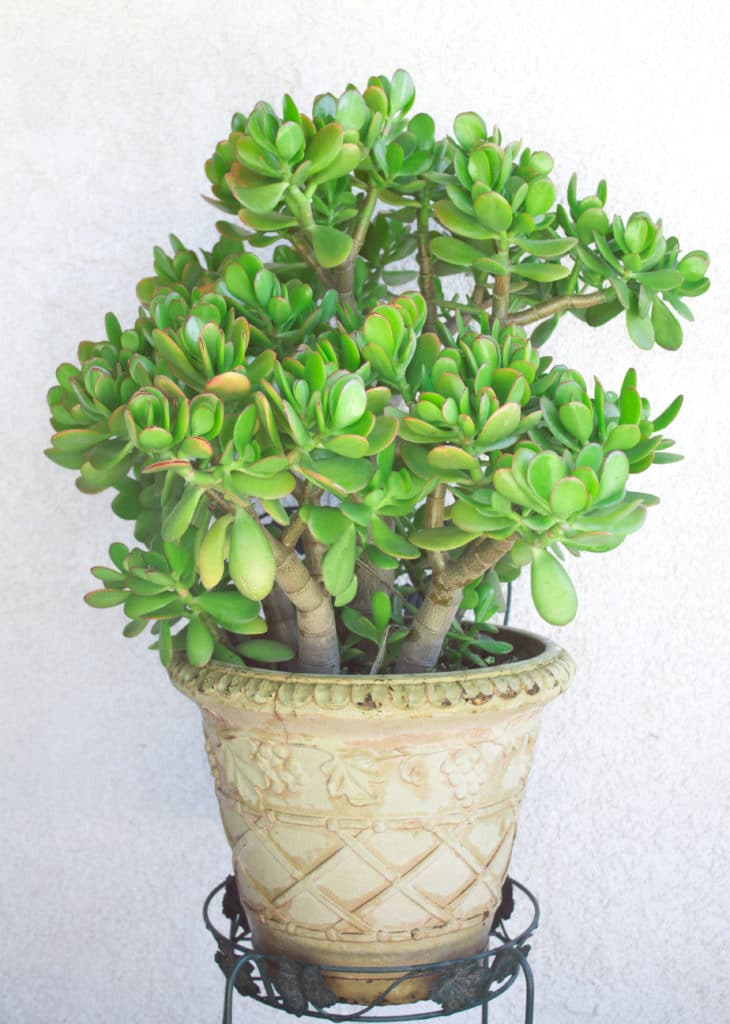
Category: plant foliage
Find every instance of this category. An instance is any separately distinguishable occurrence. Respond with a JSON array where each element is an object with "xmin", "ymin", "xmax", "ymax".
[{"xmin": 46, "ymin": 71, "xmax": 709, "ymax": 675}]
